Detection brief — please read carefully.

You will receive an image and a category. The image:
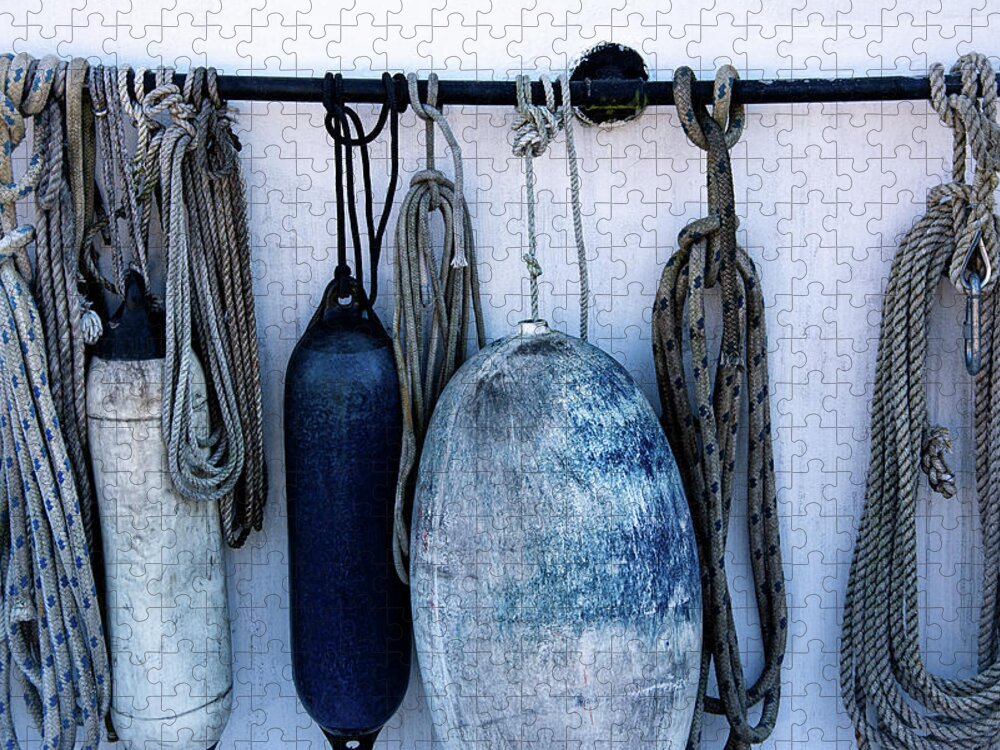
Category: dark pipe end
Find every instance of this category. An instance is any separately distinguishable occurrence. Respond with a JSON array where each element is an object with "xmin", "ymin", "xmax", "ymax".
[
  {"xmin": 322, "ymin": 729, "xmax": 379, "ymax": 750},
  {"xmin": 570, "ymin": 42, "xmax": 649, "ymax": 126}
]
